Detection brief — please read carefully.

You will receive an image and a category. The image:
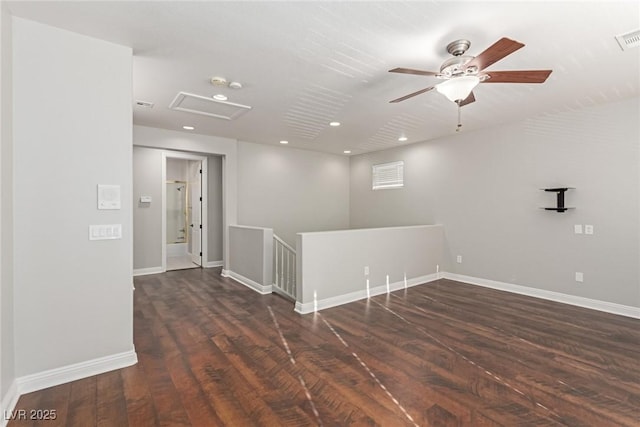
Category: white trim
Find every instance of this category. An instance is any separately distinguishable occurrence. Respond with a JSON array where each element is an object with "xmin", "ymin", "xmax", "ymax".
[
  {"xmin": 133, "ymin": 266, "xmax": 163, "ymax": 276},
  {"xmin": 229, "ymin": 224, "xmax": 272, "ymax": 231},
  {"xmin": 16, "ymin": 350, "xmax": 138, "ymax": 395},
  {"xmin": 222, "ymin": 269, "xmax": 272, "ymax": 294},
  {"xmin": 444, "ymin": 273, "xmax": 640, "ymax": 319},
  {"xmin": 0, "ymin": 380, "xmax": 18, "ymax": 427},
  {"xmin": 205, "ymin": 260, "xmax": 223, "ymax": 268},
  {"xmin": 297, "ymin": 224, "xmax": 441, "ymax": 237},
  {"xmin": 295, "ymin": 273, "xmax": 439, "ymax": 314}
]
